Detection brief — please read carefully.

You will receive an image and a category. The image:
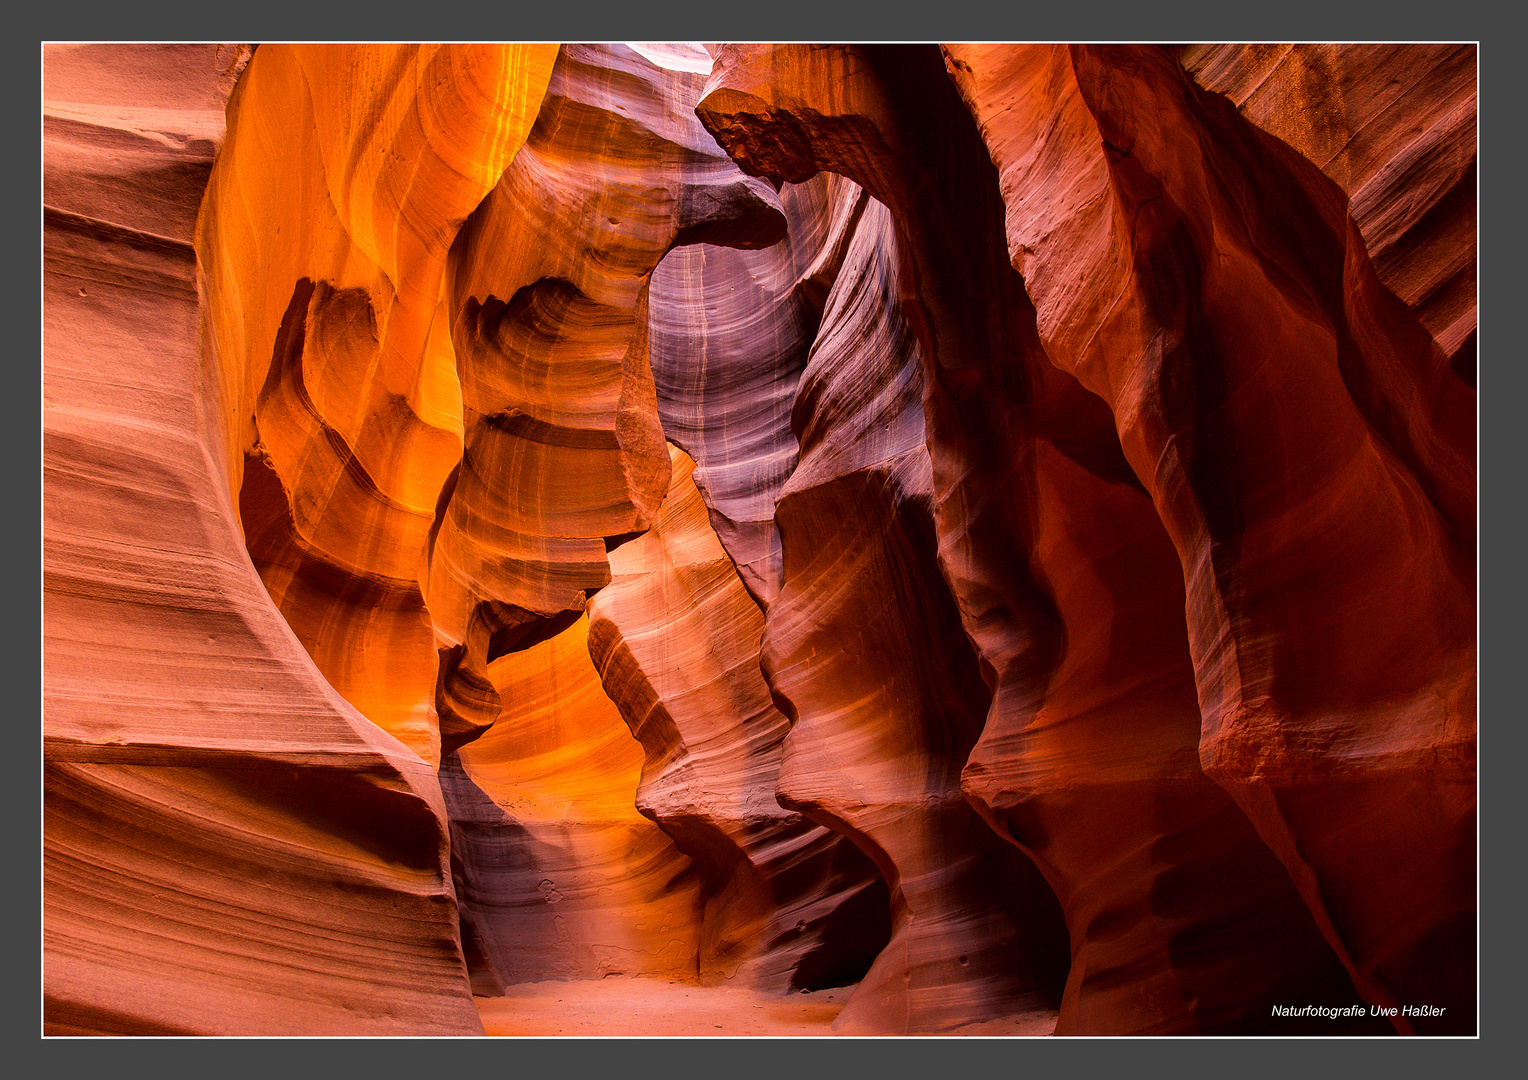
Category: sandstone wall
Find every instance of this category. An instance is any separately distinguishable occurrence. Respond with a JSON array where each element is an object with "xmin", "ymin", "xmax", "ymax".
[{"xmin": 43, "ymin": 41, "xmax": 1476, "ymax": 1036}]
